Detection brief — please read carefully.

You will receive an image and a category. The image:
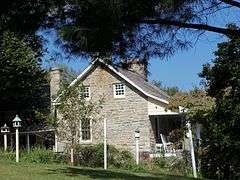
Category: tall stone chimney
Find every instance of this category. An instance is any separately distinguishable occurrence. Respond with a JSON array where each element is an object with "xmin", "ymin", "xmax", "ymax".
[
  {"xmin": 127, "ymin": 59, "xmax": 148, "ymax": 79},
  {"xmin": 49, "ymin": 67, "xmax": 62, "ymax": 101}
]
